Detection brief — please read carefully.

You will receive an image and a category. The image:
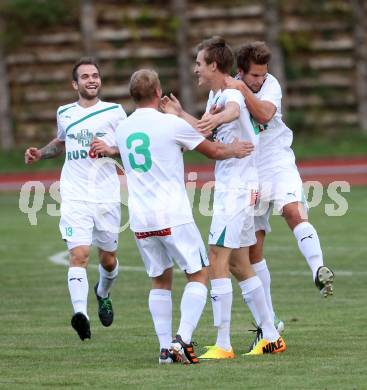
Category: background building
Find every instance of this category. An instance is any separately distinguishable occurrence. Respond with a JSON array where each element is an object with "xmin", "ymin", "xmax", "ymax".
[{"xmin": 0, "ymin": 0, "xmax": 366, "ymax": 156}]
